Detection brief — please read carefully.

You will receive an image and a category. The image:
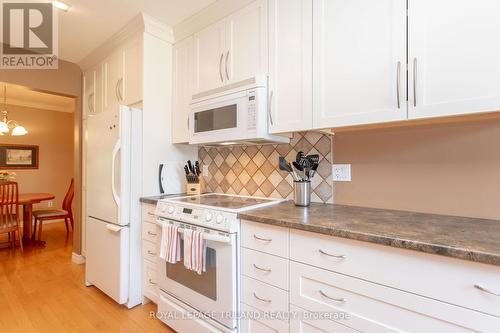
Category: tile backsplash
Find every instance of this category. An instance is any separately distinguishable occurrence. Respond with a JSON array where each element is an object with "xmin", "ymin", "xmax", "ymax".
[{"xmin": 199, "ymin": 132, "xmax": 333, "ymax": 203}]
